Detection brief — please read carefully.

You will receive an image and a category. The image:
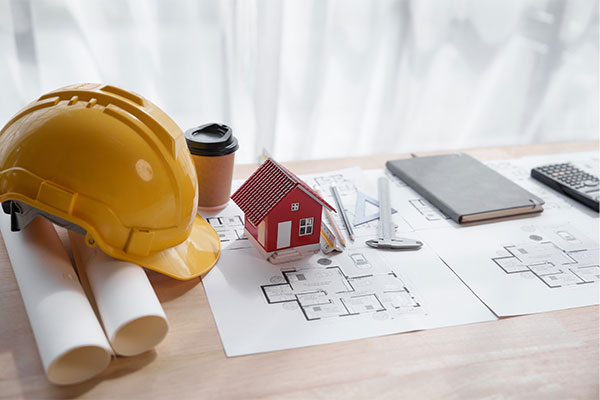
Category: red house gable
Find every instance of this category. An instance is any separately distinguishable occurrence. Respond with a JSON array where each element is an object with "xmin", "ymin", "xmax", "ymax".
[
  {"xmin": 261, "ymin": 186, "xmax": 325, "ymax": 252},
  {"xmin": 231, "ymin": 158, "xmax": 335, "ymax": 226}
]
